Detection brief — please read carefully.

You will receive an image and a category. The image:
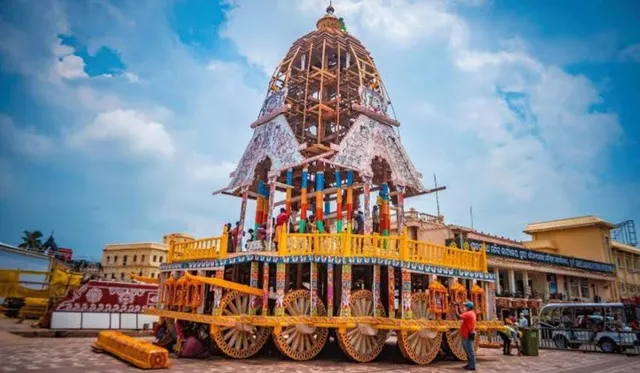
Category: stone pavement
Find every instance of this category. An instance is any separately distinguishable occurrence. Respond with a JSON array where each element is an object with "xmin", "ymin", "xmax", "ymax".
[{"xmin": 0, "ymin": 335, "xmax": 637, "ymax": 373}]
